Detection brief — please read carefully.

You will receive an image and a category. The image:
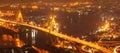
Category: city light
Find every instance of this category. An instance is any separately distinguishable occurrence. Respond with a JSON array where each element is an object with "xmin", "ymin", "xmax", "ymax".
[
  {"xmin": 0, "ymin": 0, "xmax": 120, "ymax": 53},
  {"xmin": 98, "ymin": 21, "xmax": 110, "ymax": 32},
  {"xmin": 31, "ymin": 5, "xmax": 38, "ymax": 9}
]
